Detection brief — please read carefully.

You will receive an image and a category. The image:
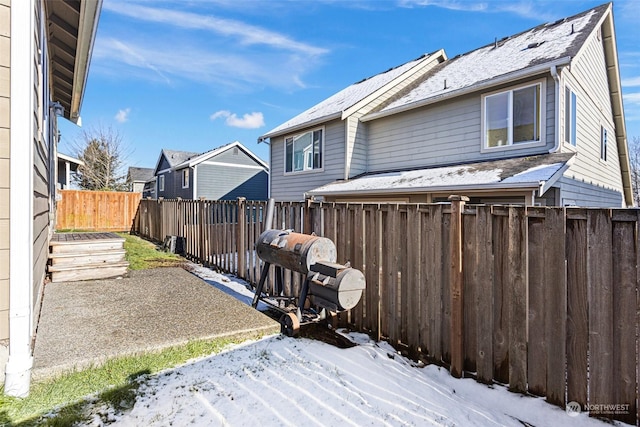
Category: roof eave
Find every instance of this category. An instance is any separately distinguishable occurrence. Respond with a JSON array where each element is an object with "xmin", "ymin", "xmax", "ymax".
[
  {"xmin": 69, "ymin": 0, "xmax": 101, "ymax": 123},
  {"xmin": 259, "ymin": 112, "xmax": 343, "ymax": 141},
  {"xmin": 602, "ymin": 9, "xmax": 632, "ymax": 206},
  {"xmin": 361, "ymin": 56, "xmax": 572, "ymax": 123},
  {"xmin": 307, "ymin": 181, "xmax": 543, "ymax": 197}
]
